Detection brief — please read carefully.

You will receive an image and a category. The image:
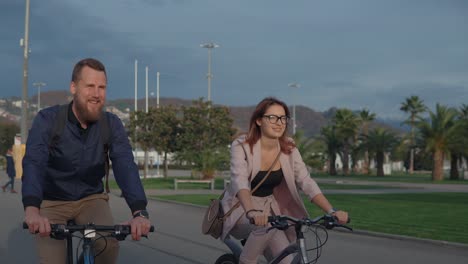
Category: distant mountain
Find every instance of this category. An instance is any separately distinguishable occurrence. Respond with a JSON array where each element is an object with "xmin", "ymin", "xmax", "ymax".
[
  {"xmin": 31, "ymin": 90, "xmax": 71, "ymax": 106},
  {"xmin": 2, "ymin": 90, "xmax": 405, "ymax": 137},
  {"xmin": 294, "ymin": 106, "xmax": 329, "ymax": 137},
  {"xmin": 376, "ymin": 118, "xmax": 410, "ymax": 133}
]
